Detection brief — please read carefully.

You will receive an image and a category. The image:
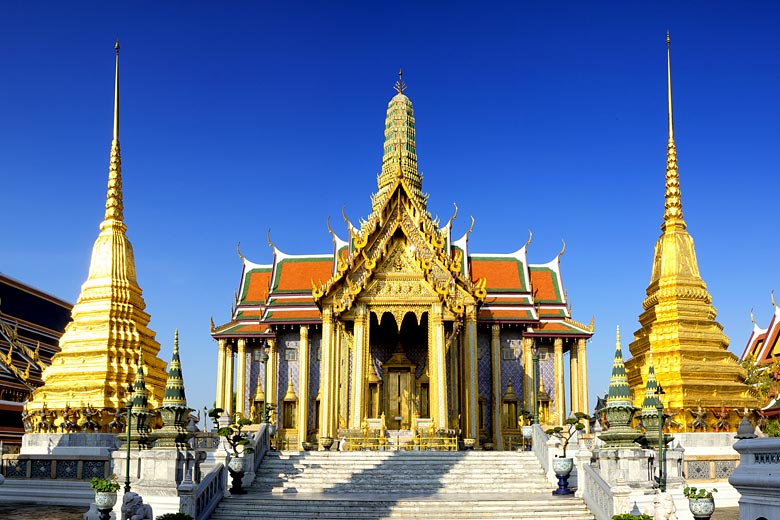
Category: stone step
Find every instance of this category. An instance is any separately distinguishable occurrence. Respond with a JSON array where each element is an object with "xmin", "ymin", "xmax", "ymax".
[{"xmin": 210, "ymin": 494, "xmax": 595, "ymax": 520}]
